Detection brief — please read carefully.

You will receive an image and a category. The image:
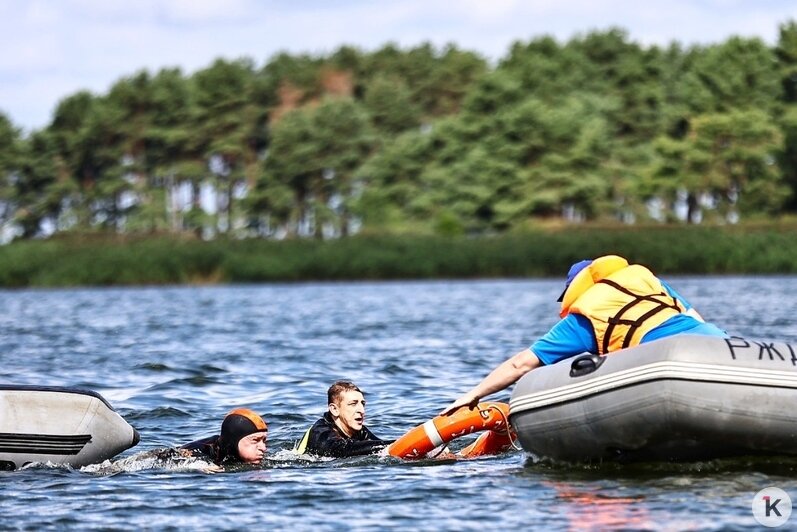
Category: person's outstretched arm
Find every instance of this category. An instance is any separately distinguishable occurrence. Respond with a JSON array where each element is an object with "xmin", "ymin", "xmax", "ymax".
[
  {"xmin": 440, "ymin": 348, "xmax": 540, "ymax": 416},
  {"xmin": 440, "ymin": 315, "xmax": 595, "ymax": 416}
]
